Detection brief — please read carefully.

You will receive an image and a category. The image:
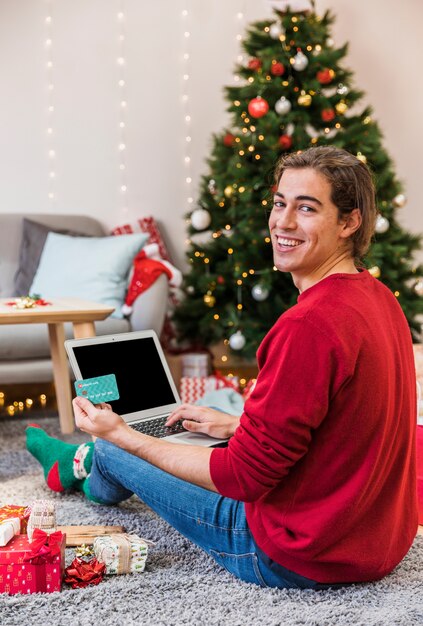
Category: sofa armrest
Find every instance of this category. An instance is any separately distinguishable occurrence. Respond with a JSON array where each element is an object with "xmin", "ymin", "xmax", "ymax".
[{"xmin": 128, "ymin": 273, "xmax": 169, "ymax": 336}]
